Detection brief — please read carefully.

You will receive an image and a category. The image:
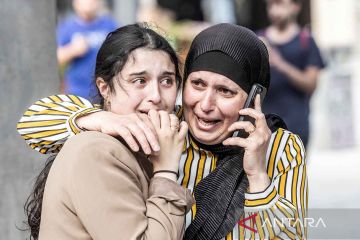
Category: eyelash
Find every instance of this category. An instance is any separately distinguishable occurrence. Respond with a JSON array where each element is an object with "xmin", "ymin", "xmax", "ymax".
[
  {"xmin": 191, "ymin": 79, "xmax": 205, "ymax": 88},
  {"xmin": 161, "ymin": 78, "xmax": 174, "ymax": 87},
  {"xmin": 218, "ymin": 88, "xmax": 235, "ymax": 96},
  {"xmin": 132, "ymin": 78, "xmax": 146, "ymax": 85},
  {"xmin": 191, "ymin": 80, "xmax": 236, "ymax": 96},
  {"xmin": 132, "ymin": 77, "xmax": 174, "ymax": 87}
]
